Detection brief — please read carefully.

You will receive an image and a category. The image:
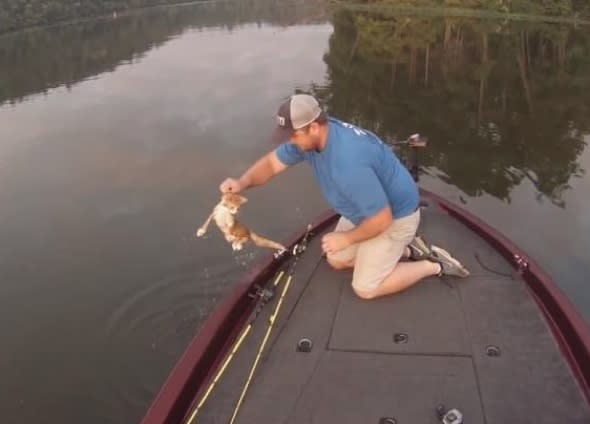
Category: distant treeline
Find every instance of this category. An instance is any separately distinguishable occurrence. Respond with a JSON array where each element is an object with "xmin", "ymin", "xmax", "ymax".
[
  {"xmin": 2, "ymin": 0, "xmax": 589, "ymax": 35},
  {"xmin": 0, "ymin": 0, "xmax": 199, "ymax": 34},
  {"xmin": 338, "ymin": 0, "xmax": 590, "ymax": 20},
  {"xmin": 0, "ymin": 0, "xmax": 326, "ymax": 106}
]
